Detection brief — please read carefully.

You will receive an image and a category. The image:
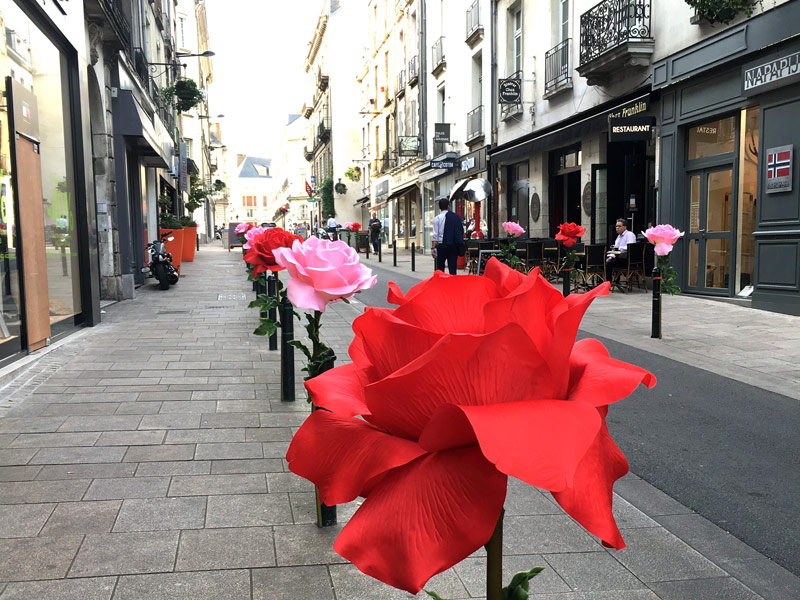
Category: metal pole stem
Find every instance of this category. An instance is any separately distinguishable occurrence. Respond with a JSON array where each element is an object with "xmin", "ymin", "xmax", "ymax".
[
  {"xmin": 267, "ymin": 274, "xmax": 278, "ymax": 351},
  {"xmin": 562, "ymin": 268, "xmax": 571, "ymax": 297},
  {"xmin": 651, "ymin": 264, "xmax": 662, "ymax": 339},
  {"xmin": 485, "ymin": 510, "xmax": 504, "ymax": 600},
  {"xmin": 411, "ymin": 242, "xmax": 416, "ymax": 271},
  {"xmin": 393, "ymin": 241, "xmax": 397, "ymax": 267},
  {"xmin": 280, "ymin": 296, "xmax": 295, "ymax": 402}
]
